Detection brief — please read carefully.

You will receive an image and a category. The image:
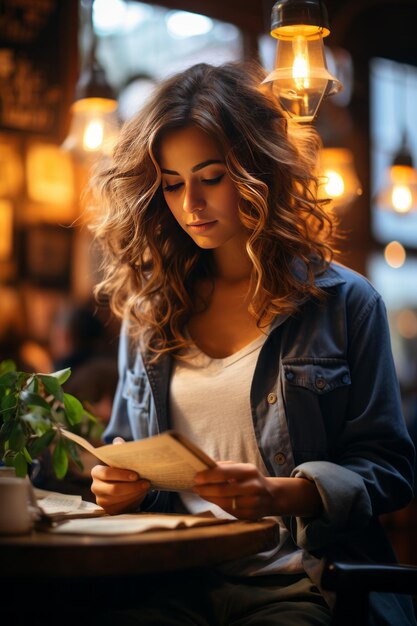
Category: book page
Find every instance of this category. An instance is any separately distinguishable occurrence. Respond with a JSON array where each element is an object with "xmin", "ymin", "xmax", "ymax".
[
  {"xmin": 60, "ymin": 430, "xmax": 216, "ymax": 491},
  {"xmin": 48, "ymin": 512, "xmax": 231, "ymax": 535}
]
